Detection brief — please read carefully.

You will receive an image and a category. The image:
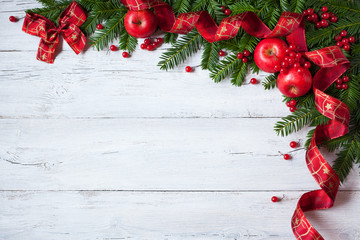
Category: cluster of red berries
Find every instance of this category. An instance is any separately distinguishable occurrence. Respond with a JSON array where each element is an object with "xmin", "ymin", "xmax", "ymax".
[
  {"xmin": 140, "ymin": 38, "xmax": 164, "ymax": 51},
  {"xmin": 9, "ymin": 16, "xmax": 18, "ymax": 22},
  {"xmin": 335, "ymin": 75, "xmax": 350, "ymax": 90},
  {"xmin": 220, "ymin": 6, "xmax": 232, "ymax": 16},
  {"xmin": 303, "ymin": 6, "xmax": 337, "ymax": 28},
  {"xmin": 280, "ymin": 141, "xmax": 299, "ymax": 162},
  {"xmin": 275, "ymin": 44, "xmax": 311, "ymax": 74},
  {"xmin": 286, "ymin": 99, "xmax": 297, "ymax": 112},
  {"xmin": 237, "ymin": 49, "xmax": 251, "ymax": 63},
  {"xmin": 334, "ymin": 30, "xmax": 356, "ymax": 51}
]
